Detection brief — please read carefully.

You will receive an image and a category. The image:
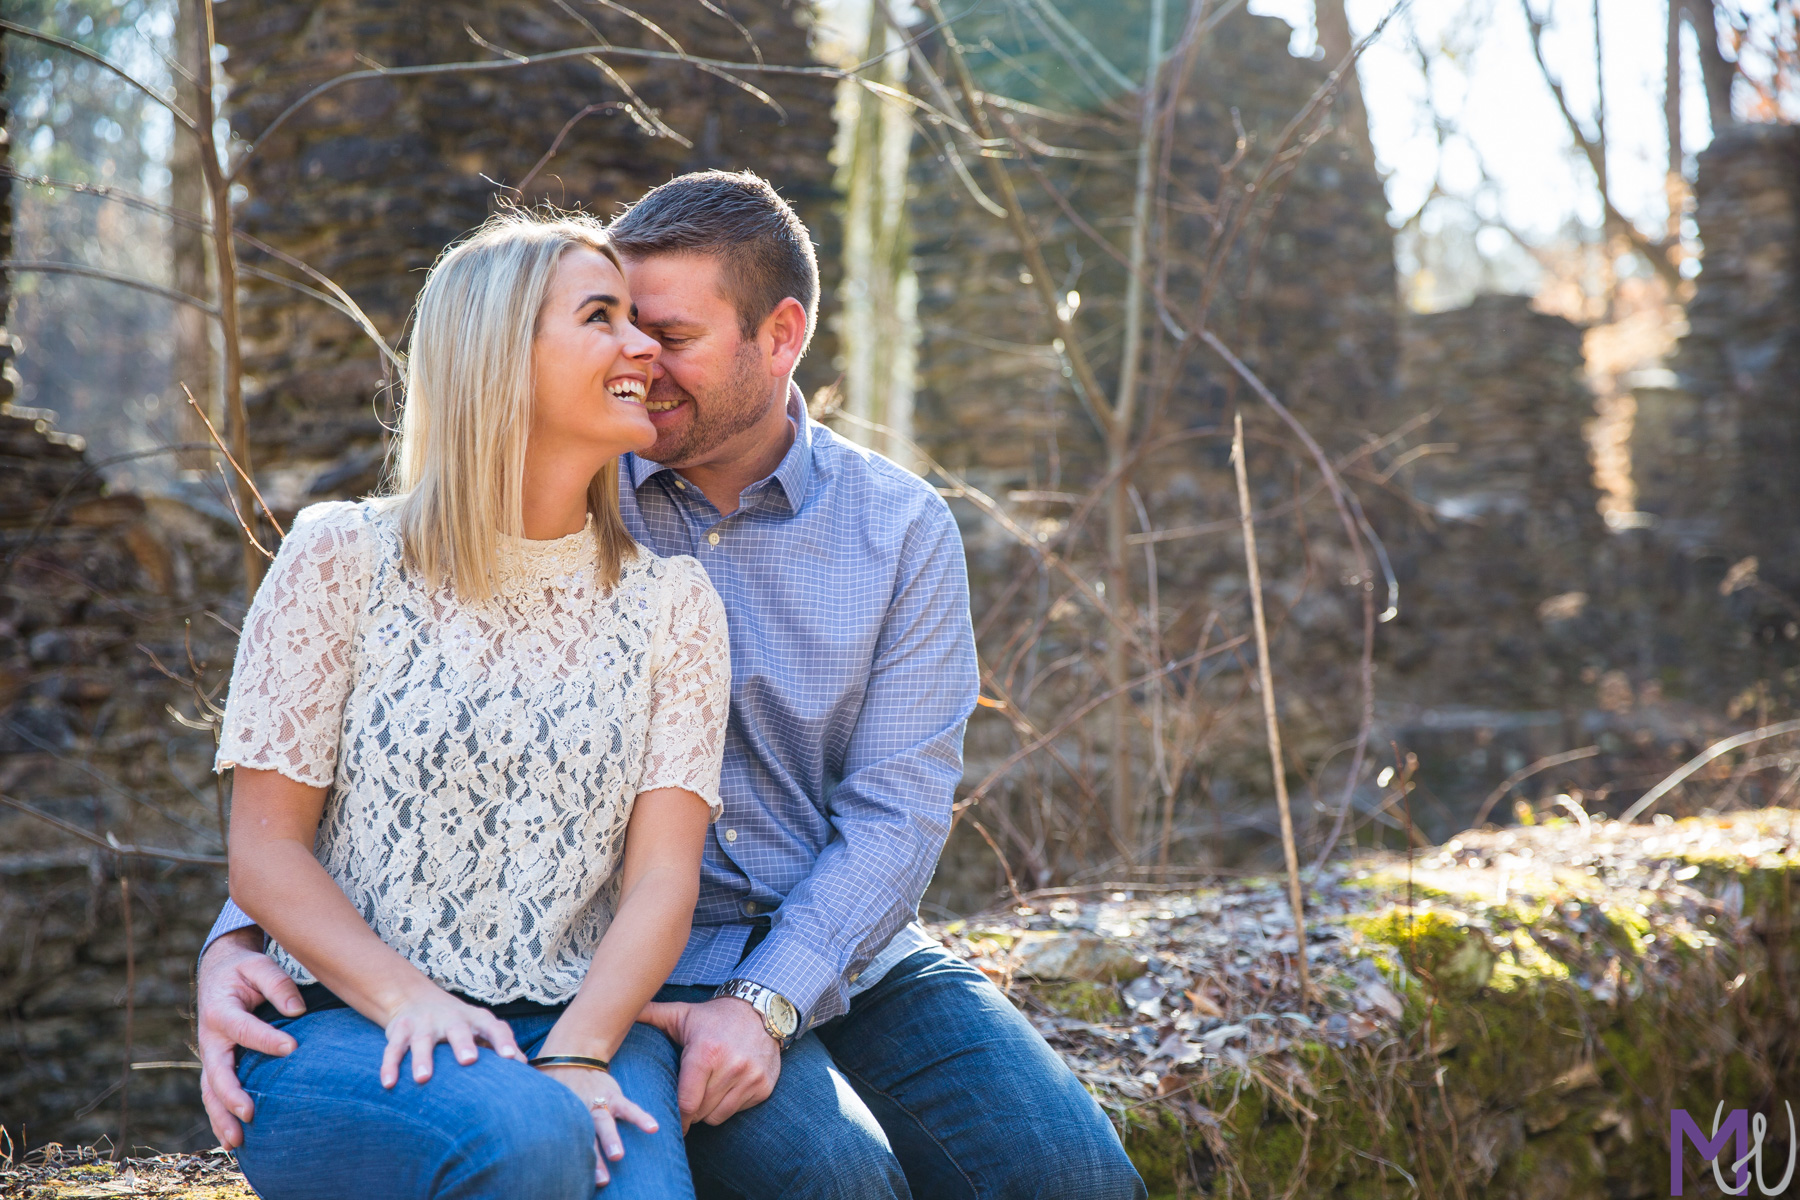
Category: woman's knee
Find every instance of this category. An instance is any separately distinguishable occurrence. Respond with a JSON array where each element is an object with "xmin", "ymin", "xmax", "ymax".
[{"xmin": 445, "ymin": 1067, "xmax": 597, "ymax": 1200}]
